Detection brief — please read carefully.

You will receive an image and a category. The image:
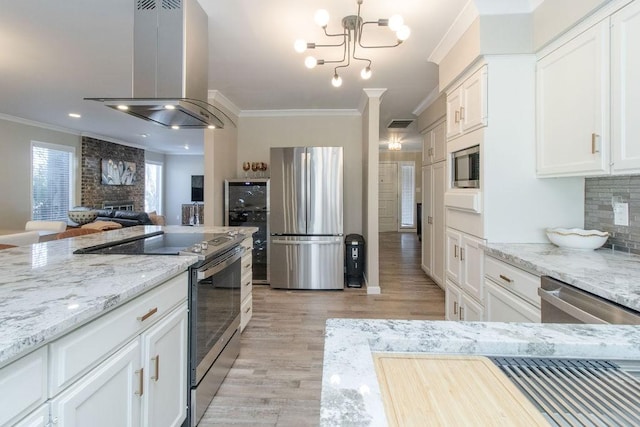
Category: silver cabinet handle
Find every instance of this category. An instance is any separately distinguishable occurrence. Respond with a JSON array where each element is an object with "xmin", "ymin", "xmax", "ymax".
[
  {"xmin": 272, "ymin": 240, "xmax": 339, "ymax": 245},
  {"xmin": 460, "ymin": 247, "xmax": 465, "ymax": 261},
  {"xmin": 244, "ymin": 306, "xmax": 251, "ymax": 314},
  {"xmin": 455, "ymin": 110, "xmax": 460, "ymax": 124},
  {"xmin": 137, "ymin": 307, "xmax": 157, "ymax": 322},
  {"xmin": 591, "ymin": 133, "xmax": 600, "ymax": 154},
  {"xmin": 135, "ymin": 368, "xmax": 144, "ymax": 396},
  {"xmin": 459, "ymin": 307, "xmax": 464, "ymax": 320},
  {"xmin": 454, "ymin": 244, "xmax": 458, "ymax": 258},
  {"xmin": 459, "ymin": 106, "xmax": 465, "ymax": 120},
  {"xmin": 150, "ymin": 355, "xmax": 160, "ymax": 381},
  {"xmin": 453, "ymin": 301, "xmax": 458, "ymax": 315},
  {"xmin": 427, "ymin": 216, "xmax": 433, "ymax": 225},
  {"xmin": 499, "ymin": 274, "xmax": 513, "ymax": 283}
]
